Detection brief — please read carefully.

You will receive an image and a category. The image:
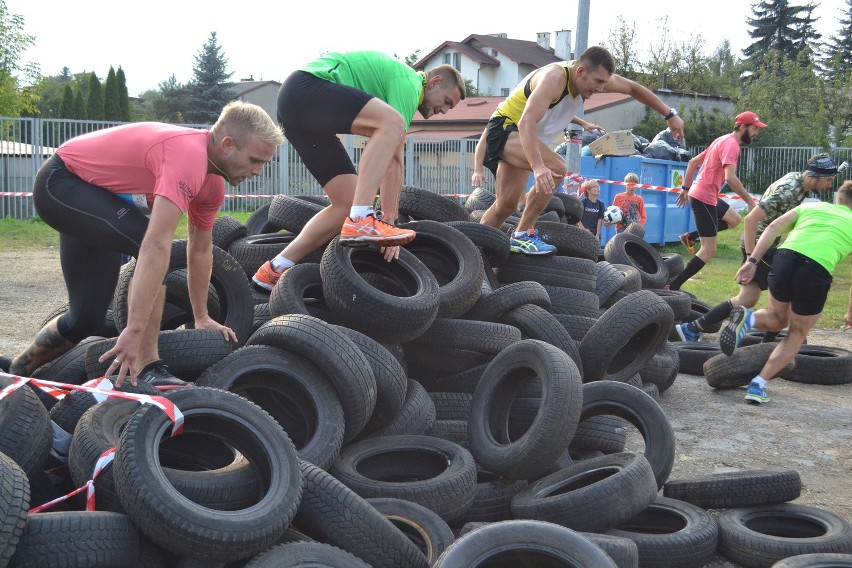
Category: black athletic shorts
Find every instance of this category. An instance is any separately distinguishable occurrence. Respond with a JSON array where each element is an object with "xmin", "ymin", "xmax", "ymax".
[
  {"xmin": 277, "ymin": 70, "xmax": 374, "ymax": 187},
  {"xmin": 690, "ymin": 196, "xmax": 731, "ymax": 238},
  {"xmin": 483, "ymin": 115, "xmax": 518, "ymax": 175},
  {"xmin": 768, "ymin": 249, "xmax": 833, "ymax": 316},
  {"xmin": 740, "ymin": 241, "xmax": 778, "ymax": 291}
]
